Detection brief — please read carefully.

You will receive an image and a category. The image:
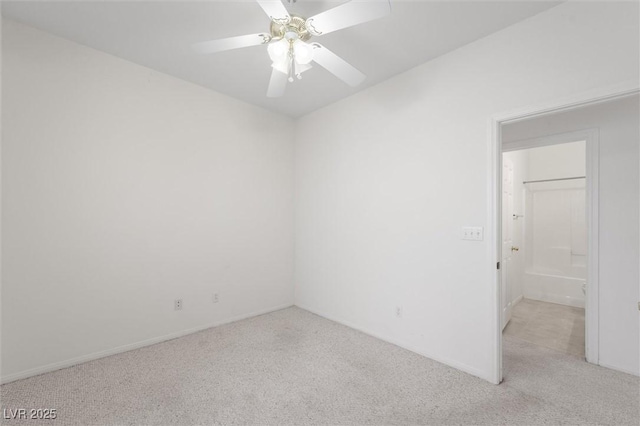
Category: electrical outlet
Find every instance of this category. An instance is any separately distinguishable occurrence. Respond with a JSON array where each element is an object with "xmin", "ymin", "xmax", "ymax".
[
  {"xmin": 395, "ymin": 306, "xmax": 403, "ymax": 318},
  {"xmin": 212, "ymin": 293, "xmax": 219, "ymax": 304},
  {"xmin": 174, "ymin": 299, "xmax": 183, "ymax": 311}
]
